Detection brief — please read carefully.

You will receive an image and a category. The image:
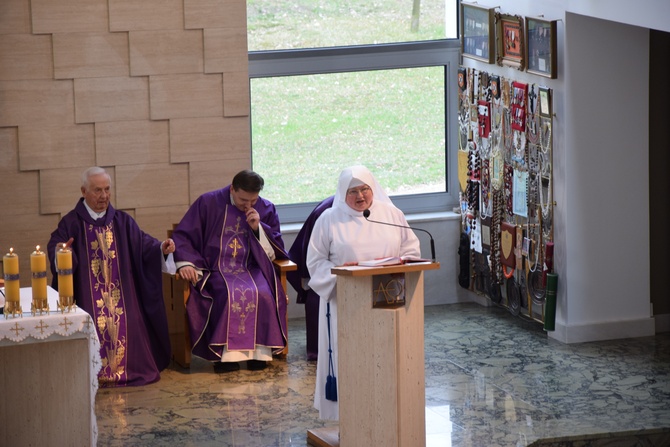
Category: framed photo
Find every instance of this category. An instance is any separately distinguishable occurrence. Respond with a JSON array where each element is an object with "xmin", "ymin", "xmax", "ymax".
[
  {"xmin": 526, "ymin": 17, "xmax": 557, "ymax": 78},
  {"xmin": 539, "ymin": 86, "xmax": 552, "ymax": 118},
  {"xmin": 496, "ymin": 13, "xmax": 525, "ymax": 70},
  {"xmin": 511, "ymin": 81, "xmax": 527, "ymax": 131},
  {"xmin": 461, "ymin": 2, "xmax": 496, "ymax": 64}
]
